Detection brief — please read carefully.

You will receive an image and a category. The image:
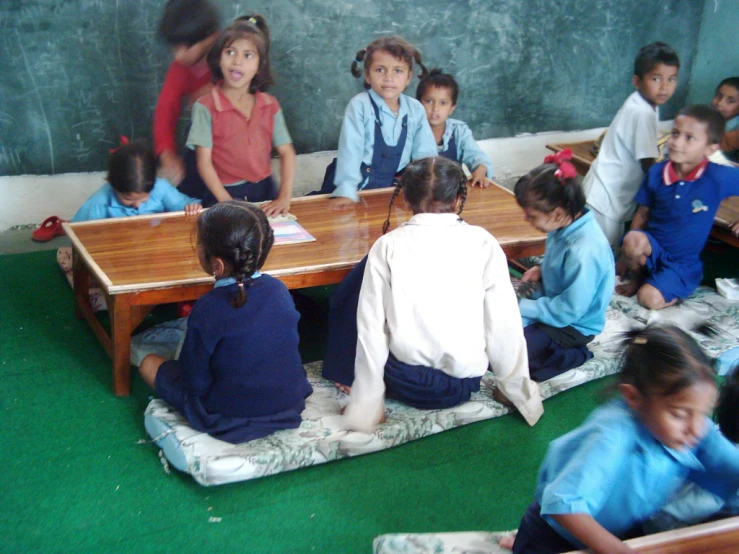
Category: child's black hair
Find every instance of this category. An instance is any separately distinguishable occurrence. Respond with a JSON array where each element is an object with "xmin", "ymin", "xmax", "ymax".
[
  {"xmin": 382, "ymin": 157, "xmax": 467, "ymax": 234},
  {"xmin": 158, "ymin": 0, "xmax": 219, "ymax": 47},
  {"xmin": 716, "ymin": 364, "xmax": 739, "ymax": 443},
  {"xmin": 416, "ymin": 68, "xmax": 459, "ymax": 105},
  {"xmin": 513, "ymin": 164, "xmax": 585, "ymax": 221},
  {"xmin": 717, "ymin": 77, "xmax": 739, "ymax": 92},
  {"xmin": 351, "ymin": 36, "xmax": 429, "ymax": 90},
  {"xmin": 619, "ymin": 325, "xmax": 716, "ymax": 399},
  {"xmin": 676, "ymin": 104, "xmax": 726, "ymax": 145},
  {"xmin": 207, "ymin": 16, "xmax": 273, "ymax": 92},
  {"xmin": 197, "ymin": 201, "xmax": 274, "ymax": 309},
  {"xmin": 634, "ymin": 42, "xmax": 679, "ymax": 79},
  {"xmin": 107, "ymin": 142, "xmax": 156, "ymax": 195}
]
